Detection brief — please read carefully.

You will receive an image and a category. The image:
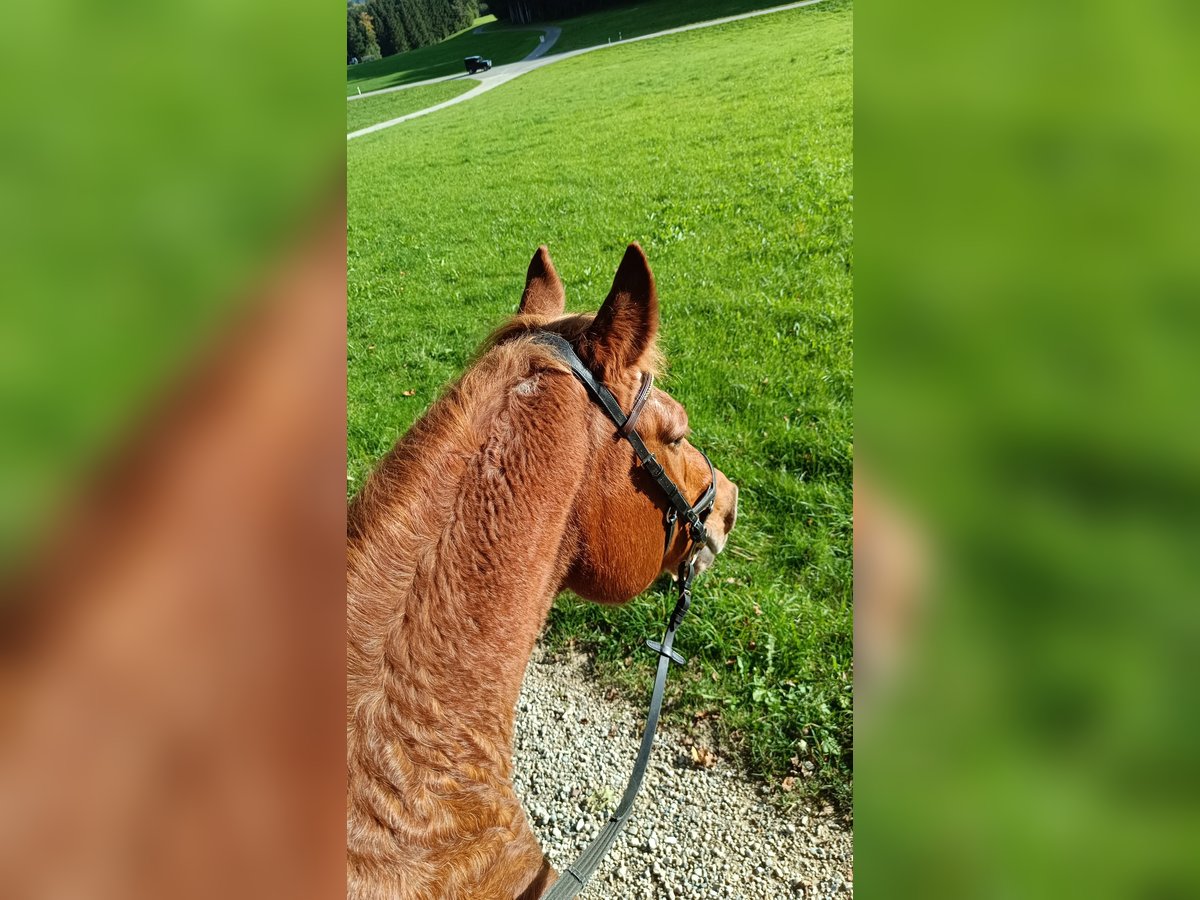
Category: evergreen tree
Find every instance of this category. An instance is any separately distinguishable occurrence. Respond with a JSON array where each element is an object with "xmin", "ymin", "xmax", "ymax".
[
  {"xmin": 491, "ymin": 0, "xmax": 613, "ymax": 24},
  {"xmin": 359, "ymin": 11, "xmax": 382, "ymax": 59},
  {"xmin": 347, "ymin": 10, "xmax": 369, "ymax": 62},
  {"xmin": 396, "ymin": 0, "xmax": 435, "ymax": 50},
  {"xmin": 351, "ymin": 0, "xmax": 481, "ymax": 61},
  {"xmin": 365, "ymin": 0, "xmax": 409, "ymax": 56}
]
